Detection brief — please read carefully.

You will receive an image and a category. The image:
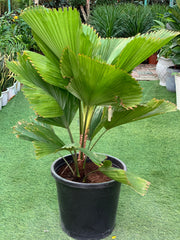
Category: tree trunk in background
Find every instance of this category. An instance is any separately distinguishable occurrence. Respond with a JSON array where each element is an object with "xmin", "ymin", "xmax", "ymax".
[
  {"xmin": 80, "ymin": 0, "xmax": 90, "ymax": 23},
  {"xmin": 86, "ymin": 0, "xmax": 90, "ymax": 20}
]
